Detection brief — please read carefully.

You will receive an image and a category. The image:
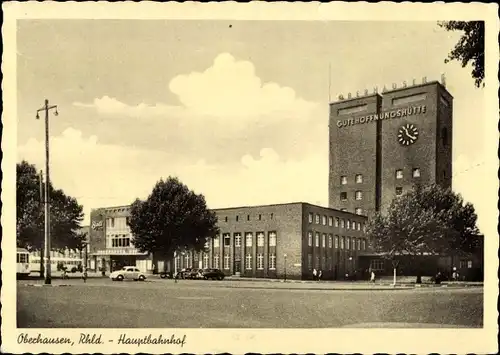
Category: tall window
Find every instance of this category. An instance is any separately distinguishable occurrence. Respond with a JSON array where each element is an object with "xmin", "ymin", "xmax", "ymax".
[
  {"xmin": 335, "ymin": 235, "xmax": 339, "ymax": 248},
  {"xmin": 340, "ymin": 219, "xmax": 345, "ymax": 228},
  {"xmin": 234, "ymin": 233, "xmax": 242, "ymax": 247},
  {"xmin": 340, "ymin": 237, "xmax": 345, "ymax": 249},
  {"xmin": 224, "ymin": 254, "xmax": 230, "ymax": 270},
  {"xmin": 396, "ymin": 169, "xmax": 403, "ymax": 179},
  {"xmin": 322, "ymin": 234, "xmax": 326, "ymax": 248},
  {"xmin": 362, "ymin": 239, "xmax": 366, "ymax": 250},
  {"xmin": 269, "ymin": 232, "xmax": 277, "ymax": 247},
  {"xmin": 346, "ymin": 220, "xmax": 351, "ymax": 229},
  {"xmin": 357, "ymin": 238, "xmax": 361, "ymax": 250},
  {"xmin": 257, "ymin": 232, "xmax": 265, "ymax": 247},
  {"xmin": 175, "ymin": 256, "xmax": 181, "ymax": 270},
  {"xmin": 307, "ymin": 254, "xmax": 313, "ymax": 269},
  {"xmin": 203, "ymin": 254, "xmax": 209, "ymax": 268},
  {"xmin": 214, "ymin": 255, "xmax": 220, "ymax": 269},
  {"xmin": 315, "ymin": 232, "xmax": 320, "ymax": 247},
  {"xmin": 413, "ymin": 168, "xmax": 421, "ymax": 178},
  {"xmin": 335, "ymin": 217, "xmax": 339, "ymax": 227},
  {"xmin": 308, "ymin": 213, "xmax": 313, "ymax": 223},
  {"xmin": 346, "ymin": 237, "xmax": 350, "ymax": 250},
  {"xmin": 355, "ymin": 174, "xmax": 363, "ymax": 183},
  {"xmin": 308, "ymin": 232, "xmax": 313, "ymax": 246},
  {"xmin": 269, "ymin": 253, "xmax": 276, "ymax": 270},
  {"xmin": 186, "ymin": 253, "xmax": 191, "ymax": 268},
  {"xmin": 370, "ymin": 259, "xmax": 385, "ymax": 271},
  {"xmin": 245, "ymin": 254, "xmax": 252, "ymax": 269},
  {"xmin": 257, "ymin": 253, "xmax": 264, "ymax": 270},
  {"xmin": 328, "ymin": 234, "xmax": 333, "ymax": 248},
  {"xmin": 355, "ymin": 191, "xmax": 363, "ymax": 200},
  {"xmin": 352, "ymin": 221, "xmax": 357, "ymax": 230},
  {"xmin": 328, "ymin": 216, "xmax": 333, "ymax": 226},
  {"xmin": 214, "ymin": 236, "xmax": 220, "ymax": 248},
  {"xmin": 223, "ymin": 233, "xmax": 231, "ymax": 246},
  {"xmin": 340, "ymin": 192, "xmax": 348, "ymax": 201},
  {"xmin": 315, "ymin": 214, "xmax": 320, "ymax": 224},
  {"xmin": 340, "ymin": 176, "xmax": 347, "ymax": 185},
  {"xmin": 355, "ymin": 208, "xmax": 363, "ymax": 215},
  {"xmin": 245, "ymin": 233, "xmax": 253, "ymax": 247},
  {"xmin": 322, "ymin": 215, "xmax": 327, "ymax": 225}
]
